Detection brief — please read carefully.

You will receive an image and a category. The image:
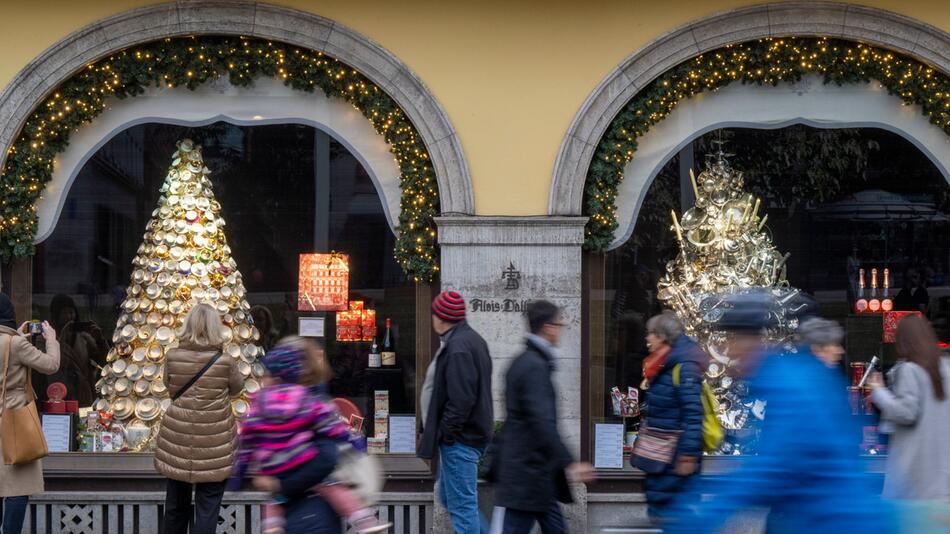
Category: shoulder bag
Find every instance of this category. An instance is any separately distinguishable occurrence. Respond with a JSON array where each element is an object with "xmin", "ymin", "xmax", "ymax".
[
  {"xmin": 332, "ymin": 443, "xmax": 383, "ymax": 505},
  {"xmin": 171, "ymin": 351, "xmax": 223, "ymax": 402},
  {"xmin": 630, "ymin": 425, "xmax": 681, "ymax": 474},
  {"xmin": 1, "ymin": 334, "xmax": 49, "ymax": 465}
]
